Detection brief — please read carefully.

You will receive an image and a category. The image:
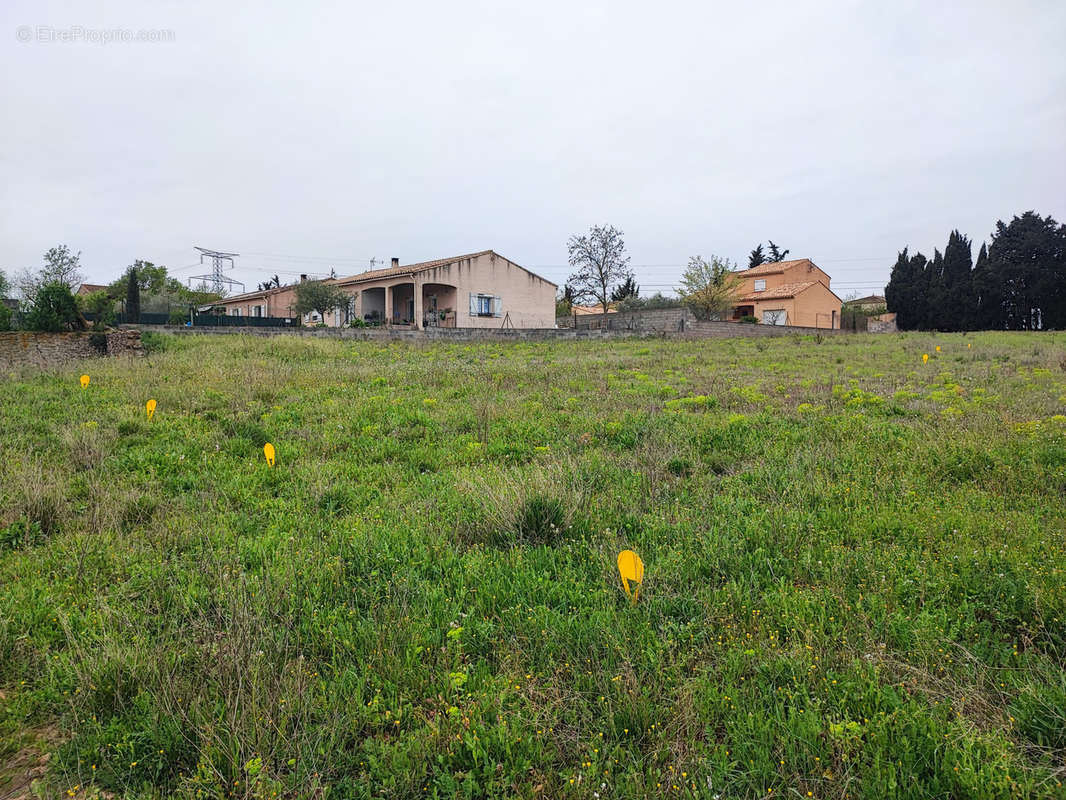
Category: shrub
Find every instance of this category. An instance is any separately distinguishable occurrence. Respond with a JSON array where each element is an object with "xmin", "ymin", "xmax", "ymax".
[
  {"xmin": 0, "ymin": 302, "xmax": 13, "ymax": 331},
  {"xmin": 739, "ymin": 315, "xmax": 758, "ymax": 324},
  {"xmin": 89, "ymin": 331, "xmax": 108, "ymax": 353},
  {"xmin": 81, "ymin": 289, "xmax": 116, "ymax": 329},
  {"xmin": 24, "ymin": 282, "xmax": 81, "ymax": 332}
]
